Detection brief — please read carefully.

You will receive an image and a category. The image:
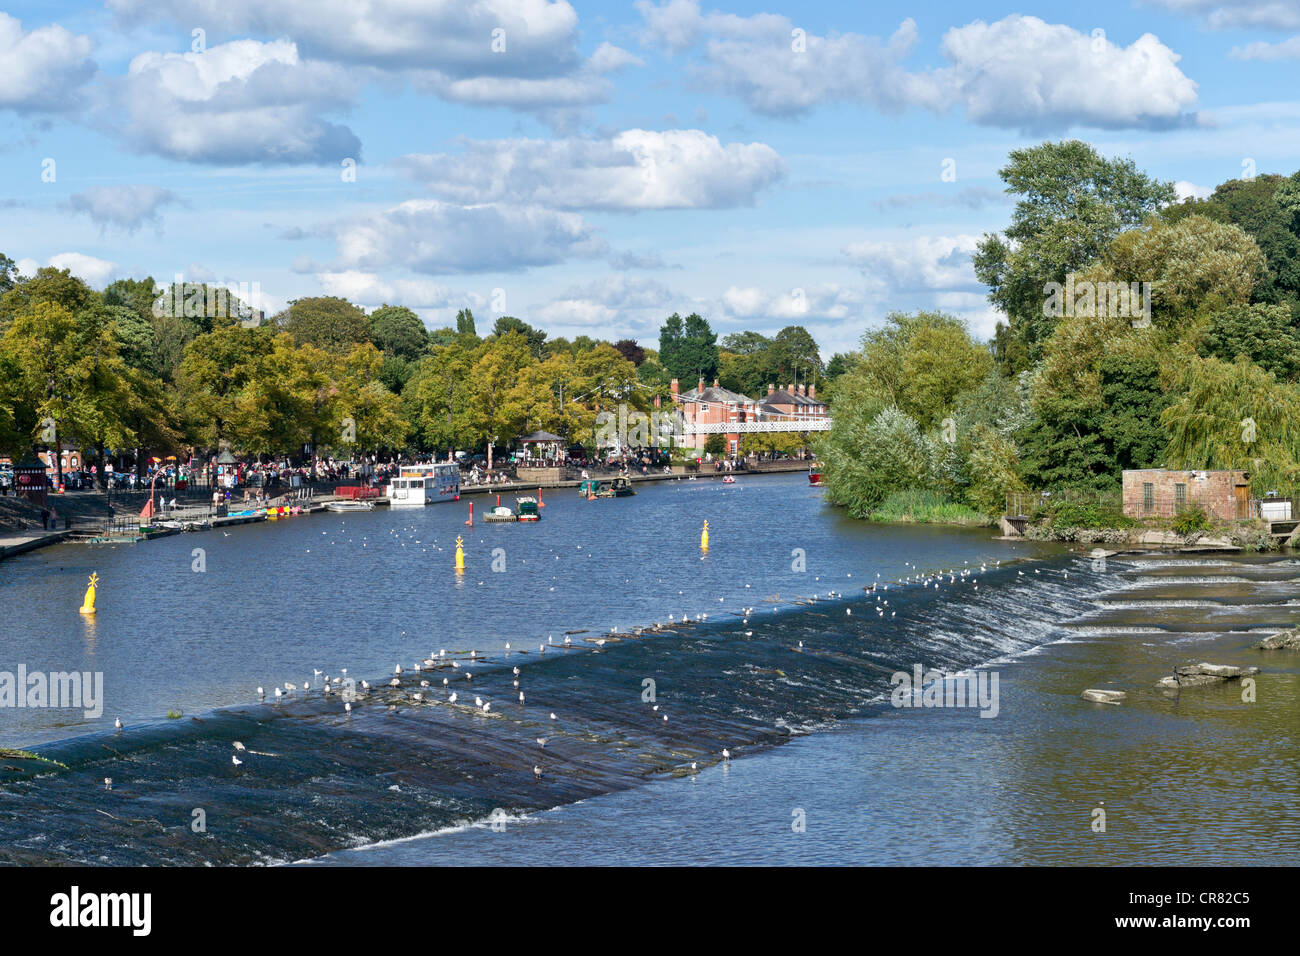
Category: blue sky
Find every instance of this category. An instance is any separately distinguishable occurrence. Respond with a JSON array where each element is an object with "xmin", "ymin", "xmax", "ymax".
[{"xmin": 2, "ymin": 0, "xmax": 1299, "ymax": 357}]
